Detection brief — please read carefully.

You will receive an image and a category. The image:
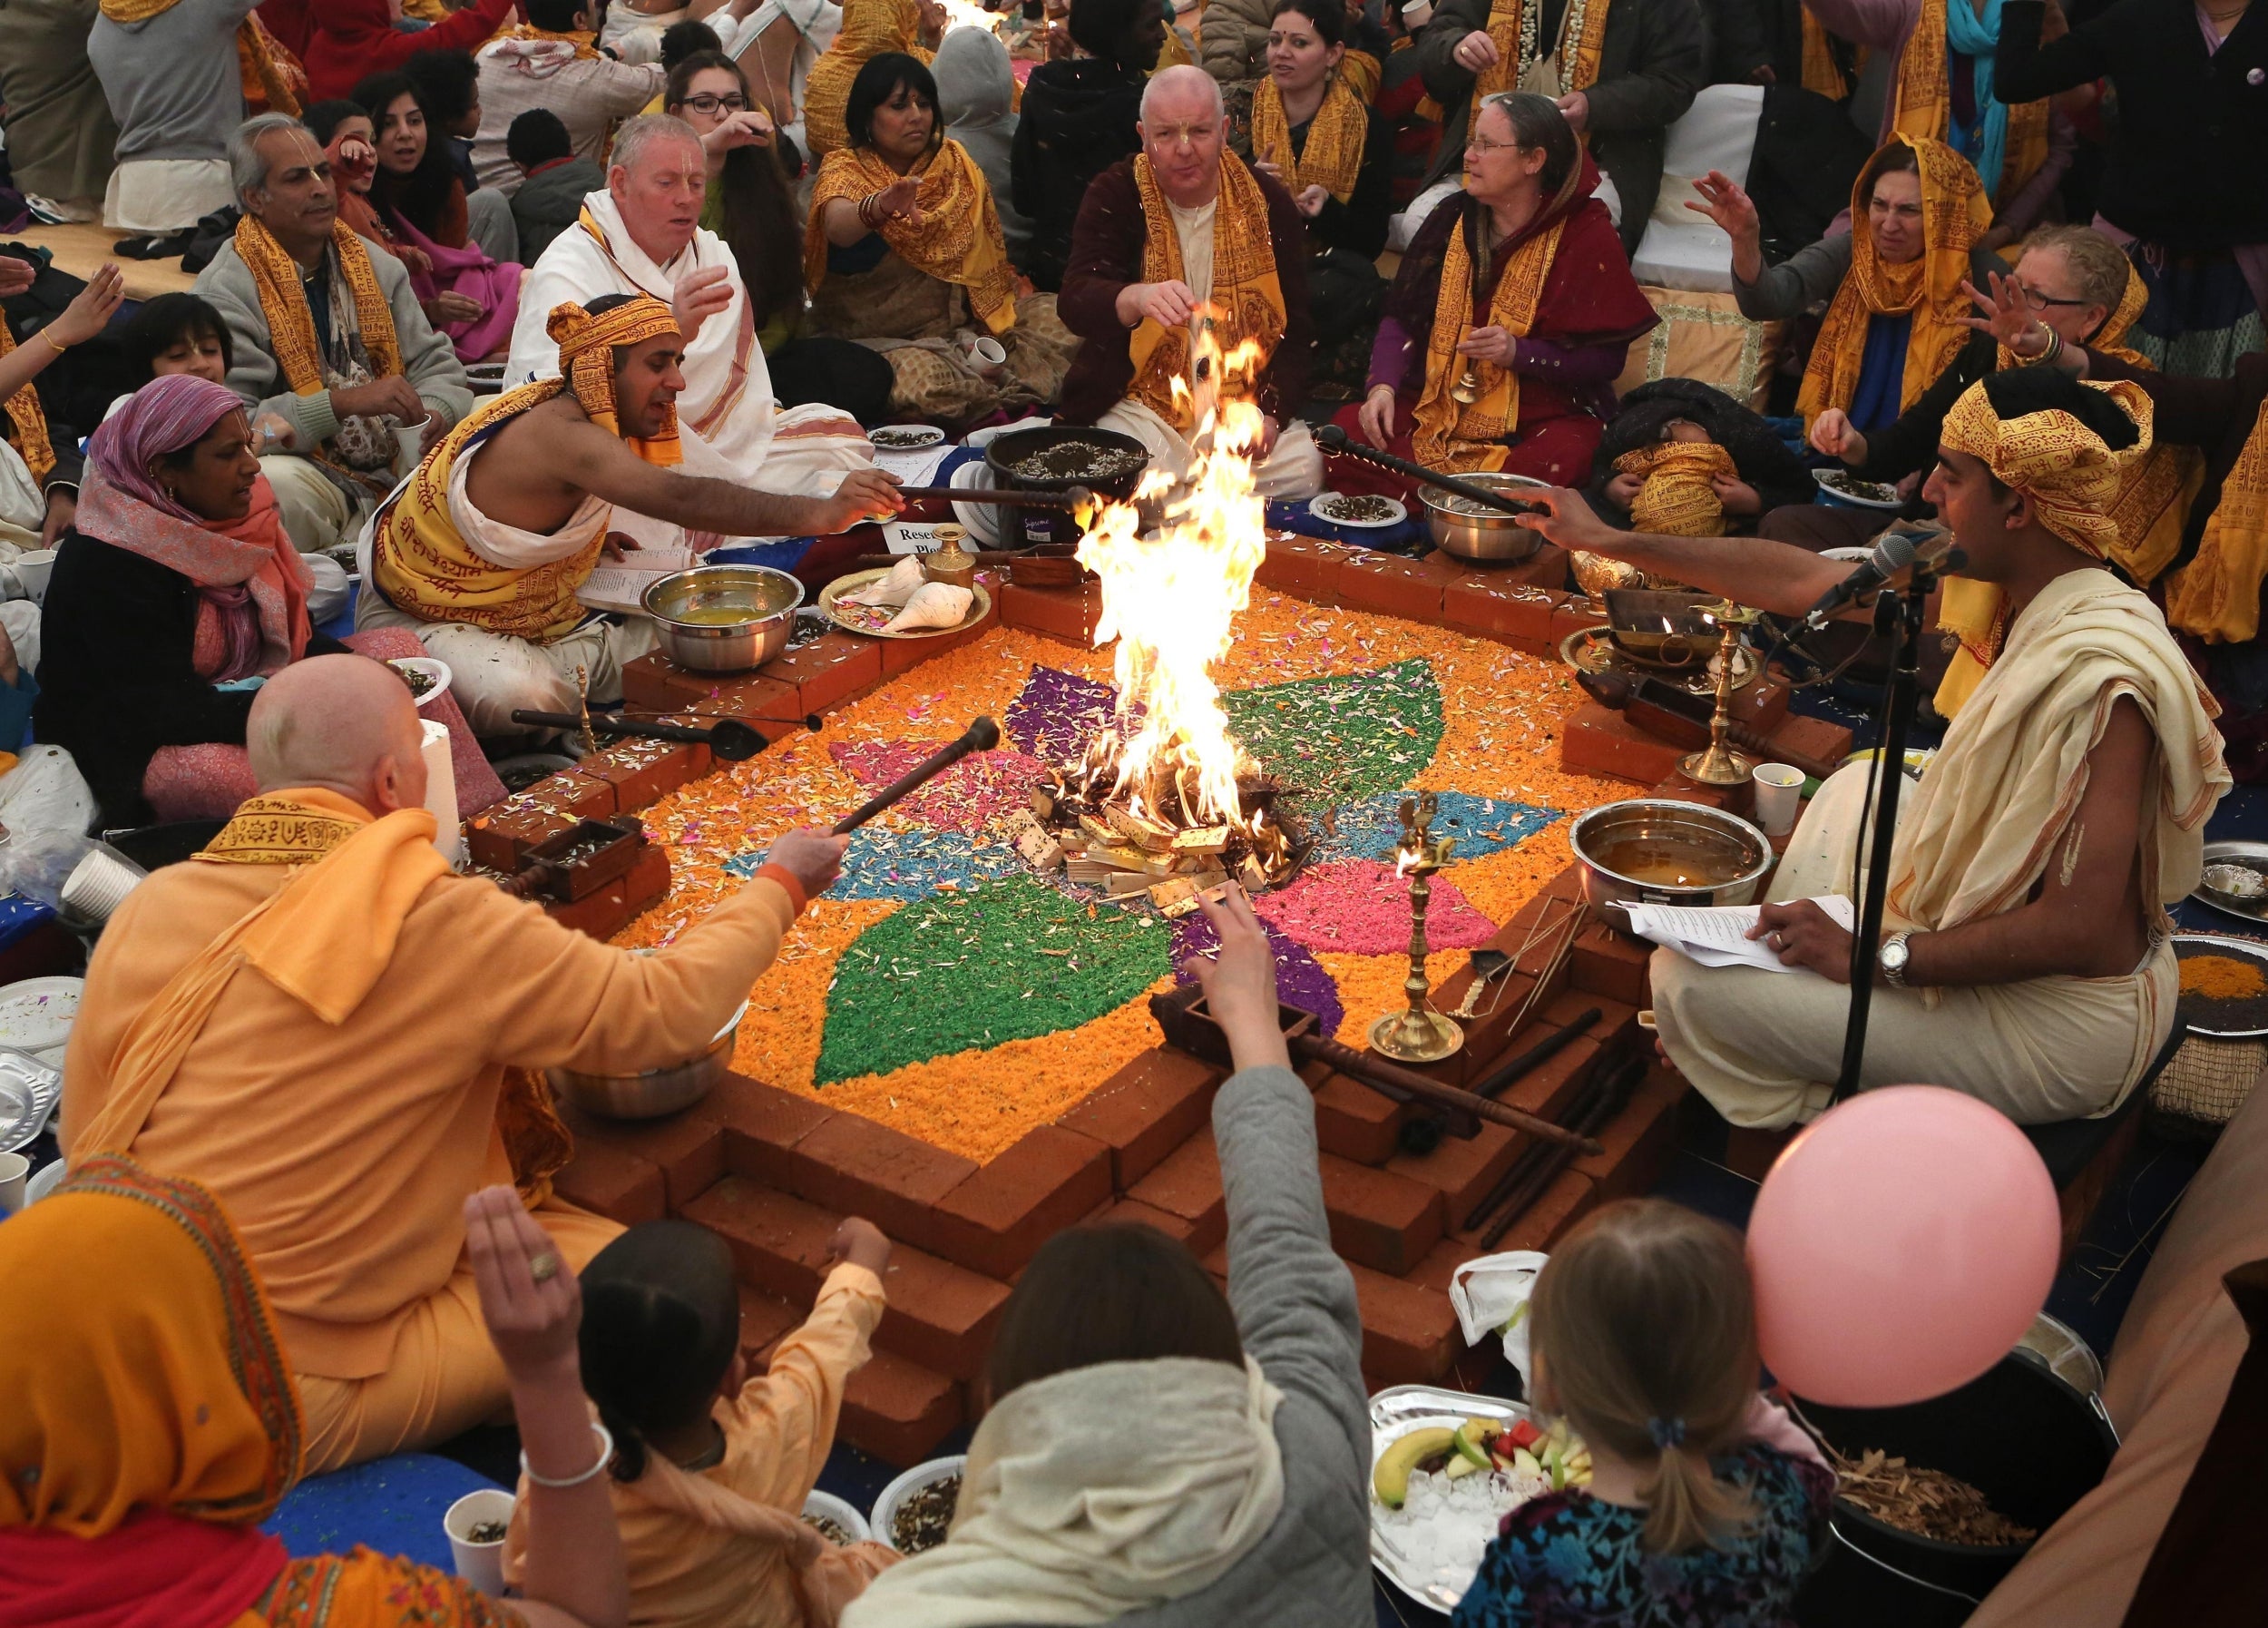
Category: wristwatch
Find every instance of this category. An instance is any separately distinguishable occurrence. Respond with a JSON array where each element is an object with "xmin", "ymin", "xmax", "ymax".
[{"xmin": 1880, "ymin": 931, "xmax": 1914, "ymax": 988}]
